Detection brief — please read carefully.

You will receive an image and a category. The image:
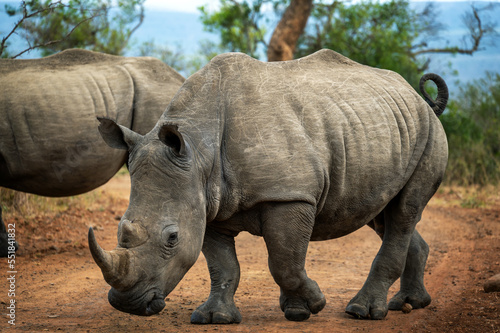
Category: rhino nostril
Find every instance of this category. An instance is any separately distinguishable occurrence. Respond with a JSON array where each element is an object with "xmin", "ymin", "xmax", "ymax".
[{"xmin": 145, "ymin": 297, "xmax": 166, "ymax": 316}]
